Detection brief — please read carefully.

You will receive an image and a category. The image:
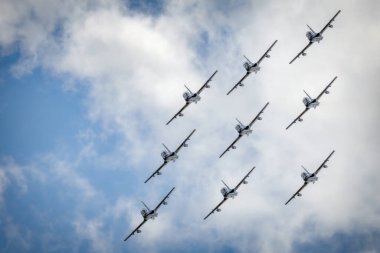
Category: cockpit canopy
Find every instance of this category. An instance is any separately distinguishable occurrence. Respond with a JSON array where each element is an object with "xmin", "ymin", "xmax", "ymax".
[
  {"xmin": 220, "ymin": 187, "xmax": 228, "ymax": 196},
  {"xmin": 303, "ymin": 97, "xmax": 311, "ymax": 106},
  {"xmin": 301, "ymin": 172, "xmax": 309, "ymax": 180},
  {"xmin": 235, "ymin": 124, "xmax": 242, "ymax": 133},
  {"xmin": 243, "ymin": 62, "xmax": 251, "ymax": 71},
  {"xmin": 183, "ymin": 92, "xmax": 191, "ymax": 100},
  {"xmin": 140, "ymin": 209, "xmax": 148, "ymax": 217},
  {"xmin": 161, "ymin": 151, "xmax": 168, "ymax": 159}
]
